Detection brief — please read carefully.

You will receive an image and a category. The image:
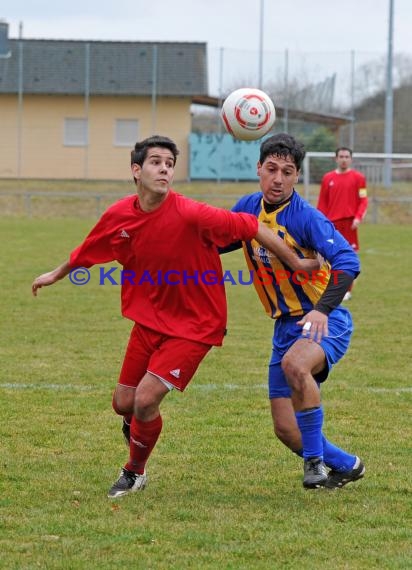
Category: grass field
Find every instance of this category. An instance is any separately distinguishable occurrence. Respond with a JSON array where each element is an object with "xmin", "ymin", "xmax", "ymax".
[{"xmin": 1, "ymin": 215, "xmax": 411, "ymax": 569}]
